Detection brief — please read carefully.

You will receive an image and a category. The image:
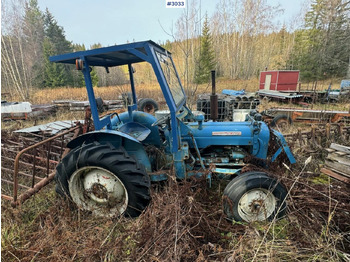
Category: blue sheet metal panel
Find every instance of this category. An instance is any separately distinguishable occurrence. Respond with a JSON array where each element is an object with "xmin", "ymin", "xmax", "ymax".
[
  {"xmin": 50, "ymin": 40, "xmax": 166, "ymax": 67},
  {"xmin": 271, "ymin": 129, "xmax": 296, "ymax": 164},
  {"xmin": 66, "ymin": 130, "xmax": 152, "ymax": 172},
  {"xmin": 67, "ymin": 129, "xmax": 140, "ymax": 149},
  {"xmin": 182, "ymin": 121, "xmax": 270, "ymax": 158},
  {"xmin": 174, "ymin": 149, "xmax": 187, "ymax": 179},
  {"xmin": 256, "ymin": 123, "xmax": 270, "ymax": 159}
]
